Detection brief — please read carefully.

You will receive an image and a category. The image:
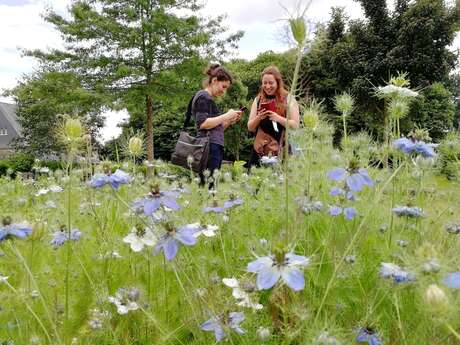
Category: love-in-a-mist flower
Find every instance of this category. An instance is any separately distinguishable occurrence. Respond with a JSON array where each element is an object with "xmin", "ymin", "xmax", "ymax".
[
  {"xmin": 204, "ymin": 195, "xmax": 243, "ymax": 213},
  {"xmin": 247, "ymin": 252, "xmax": 310, "ymax": 291},
  {"xmin": 379, "ymin": 262, "xmax": 414, "ymax": 284},
  {"xmin": 329, "ymin": 205, "xmax": 357, "ymax": 220},
  {"xmin": 108, "ymin": 287, "xmax": 140, "ymax": 315},
  {"xmin": 123, "ymin": 224, "xmax": 157, "ymax": 252},
  {"xmin": 393, "ymin": 137, "xmax": 436, "ymax": 158},
  {"xmin": 90, "ymin": 169, "xmax": 131, "ymax": 189},
  {"xmin": 154, "ymin": 223, "xmax": 198, "ymax": 261},
  {"xmin": 327, "ymin": 161, "xmax": 373, "ymax": 192},
  {"xmin": 133, "ymin": 184, "xmax": 180, "ymax": 215},
  {"xmin": 356, "ymin": 327, "xmax": 382, "ymax": 345},
  {"xmin": 193, "ymin": 224, "xmax": 219, "ymax": 238},
  {"xmin": 392, "ymin": 205, "xmax": 423, "ymax": 218},
  {"xmin": 0, "ymin": 217, "xmax": 32, "ymax": 241},
  {"xmin": 200, "ymin": 311, "xmax": 246, "ymax": 343},
  {"xmin": 50, "ymin": 226, "xmax": 83, "ymax": 248},
  {"xmin": 222, "ymin": 278, "xmax": 263, "ymax": 310}
]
